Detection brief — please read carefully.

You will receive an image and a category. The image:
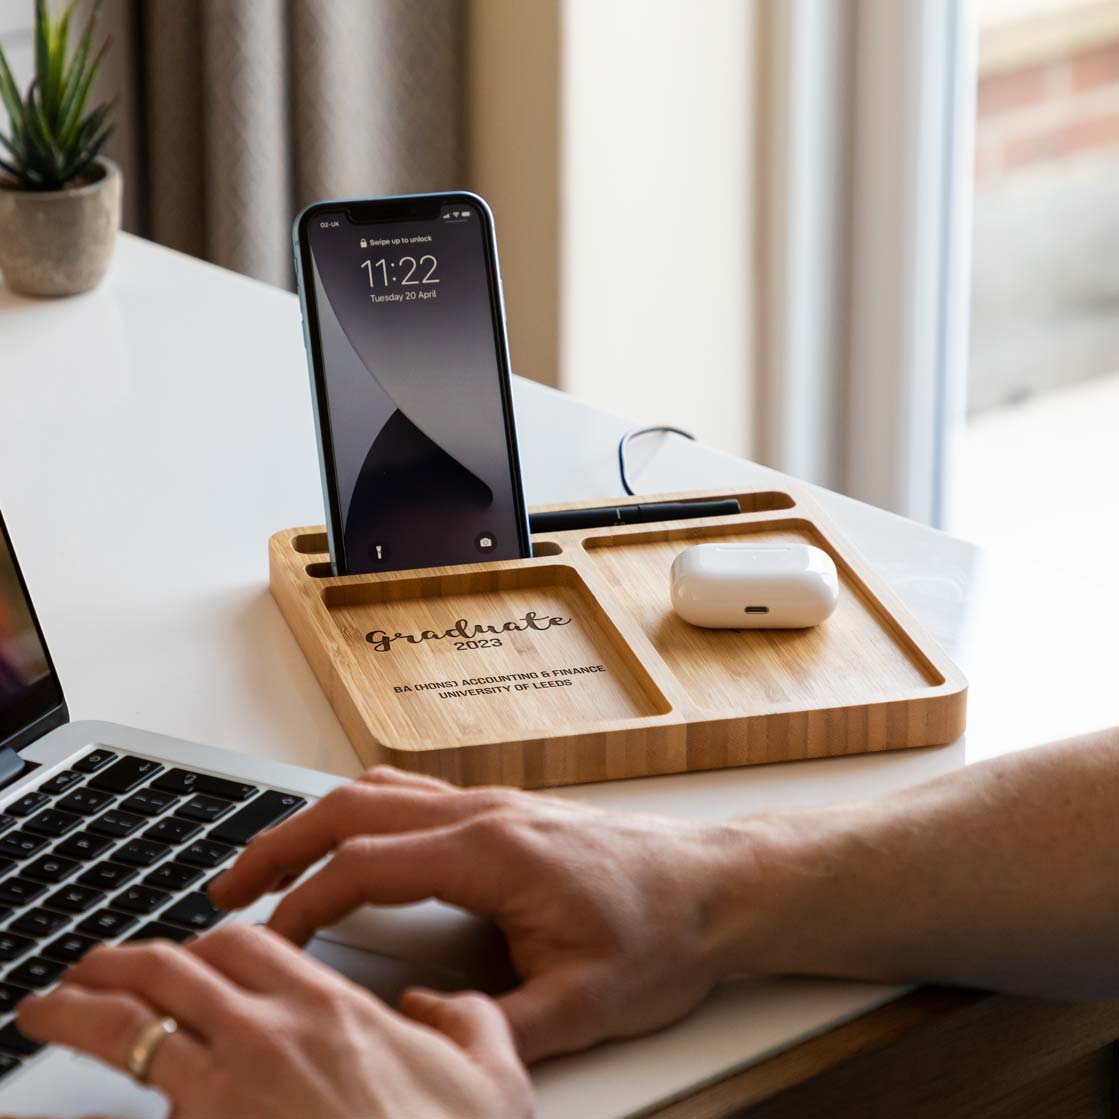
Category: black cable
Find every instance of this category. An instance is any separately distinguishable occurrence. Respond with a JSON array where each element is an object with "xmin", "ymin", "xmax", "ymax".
[{"xmin": 617, "ymin": 426, "xmax": 696, "ymax": 496}]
